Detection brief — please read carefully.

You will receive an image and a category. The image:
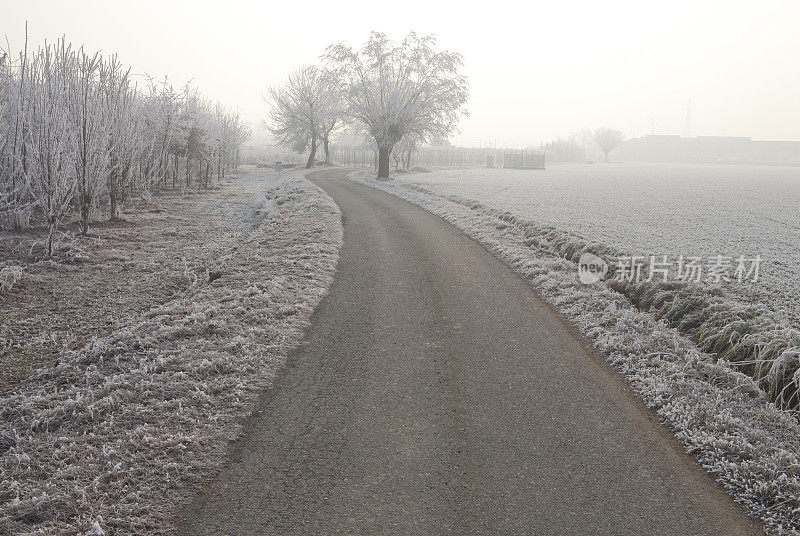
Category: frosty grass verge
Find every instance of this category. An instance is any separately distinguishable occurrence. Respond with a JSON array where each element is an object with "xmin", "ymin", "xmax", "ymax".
[
  {"xmin": 350, "ymin": 171, "xmax": 800, "ymax": 535},
  {"xmin": 0, "ymin": 170, "xmax": 342, "ymax": 535},
  {"xmin": 0, "ymin": 264, "xmax": 22, "ymax": 294}
]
